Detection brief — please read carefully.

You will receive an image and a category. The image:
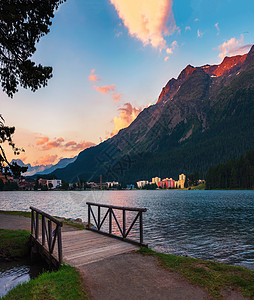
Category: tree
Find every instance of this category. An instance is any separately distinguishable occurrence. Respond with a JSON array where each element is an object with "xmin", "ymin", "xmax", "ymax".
[
  {"xmin": 0, "ymin": 115, "xmax": 27, "ymax": 177},
  {"xmin": 48, "ymin": 182, "xmax": 53, "ymax": 190},
  {"xmin": 0, "ymin": 0, "xmax": 65, "ymax": 176},
  {"xmin": 0, "ymin": 0, "xmax": 66, "ymax": 97}
]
